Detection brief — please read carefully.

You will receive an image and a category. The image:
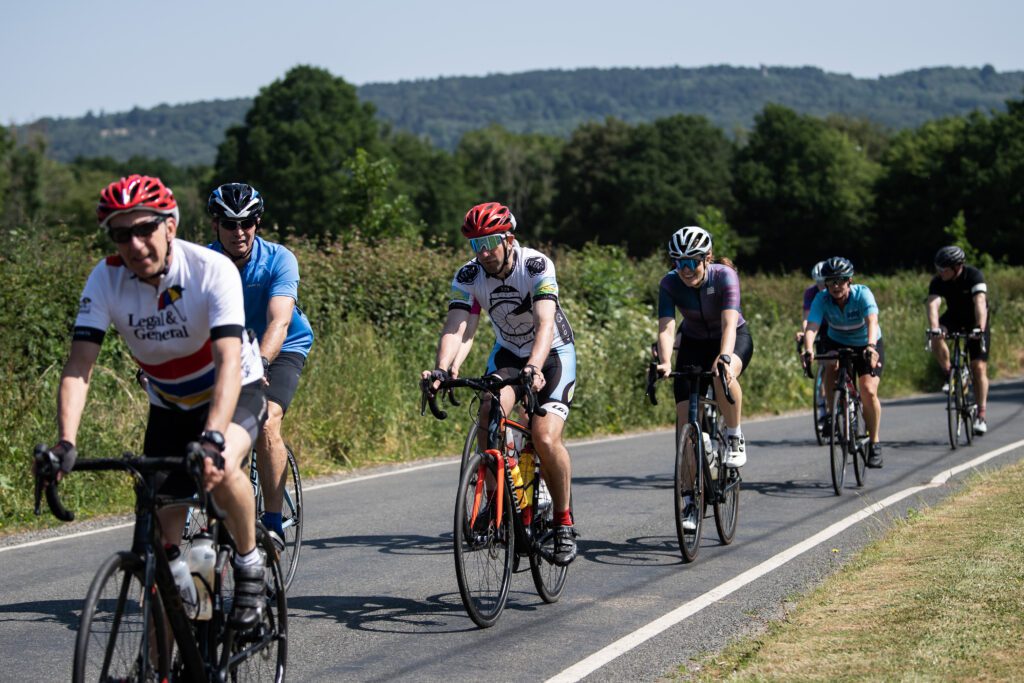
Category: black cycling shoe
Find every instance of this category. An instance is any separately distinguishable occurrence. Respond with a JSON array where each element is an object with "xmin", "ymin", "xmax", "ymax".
[
  {"xmin": 552, "ymin": 525, "xmax": 579, "ymax": 566},
  {"xmin": 230, "ymin": 560, "xmax": 267, "ymax": 629},
  {"xmin": 867, "ymin": 442, "xmax": 883, "ymax": 468}
]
